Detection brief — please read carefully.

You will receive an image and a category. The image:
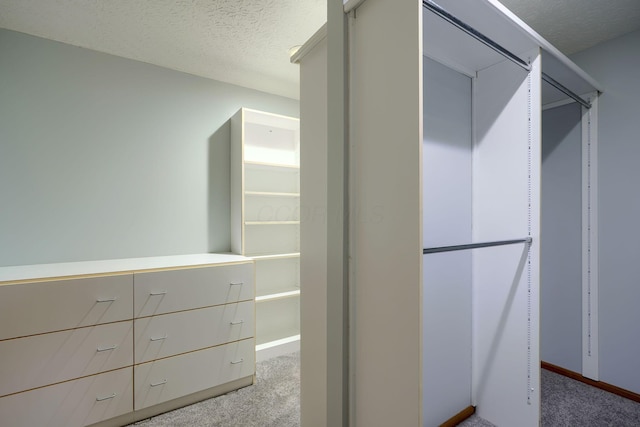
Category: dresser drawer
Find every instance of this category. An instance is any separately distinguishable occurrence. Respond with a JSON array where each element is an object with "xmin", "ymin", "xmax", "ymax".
[
  {"xmin": 134, "ymin": 338, "xmax": 255, "ymax": 410},
  {"xmin": 0, "ymin": 321, "xmax": 133, "ymax": 398},
  {"xmin": 0, "ymin": 367, "xmax": 133, "ymax": 427},
  {"xmin": 135, "ymin": 301, "xmax": 254, "ymax": 364},
  {"xmin": 134, "ymin": 263, "xmax": 253, "ymax": 317},
  {"xmin": 0, "ymin": 274, "xmax": 133, "ymax": 341}
]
